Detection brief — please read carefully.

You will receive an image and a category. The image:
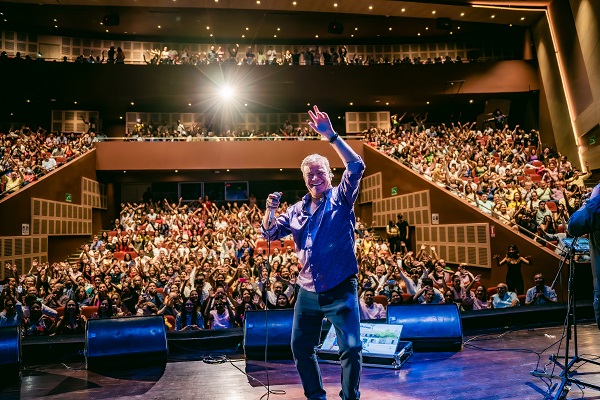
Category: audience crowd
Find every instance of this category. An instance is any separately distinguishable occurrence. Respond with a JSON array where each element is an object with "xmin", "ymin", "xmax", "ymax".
[
  {"xmin": 1, "ymin": 45, "xmax": 482, "ymax": 66},
  {"xmin": 0, "ymin": 109, "xmax": 577, "ymax": 336},
  {"xmin": 0, "ymin": 126, "xmax": 97, "ymax": 197},
  {"xmin": 126, "ymin": 120, "xmax": 321, "ymax": 141},
  {"xmin": 0, "ymin": 192, "xmax": 555, "ymax": 334},
  {"xmin": 363, "ymin": 113, "xmax": 591, "ymax": 247}
]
